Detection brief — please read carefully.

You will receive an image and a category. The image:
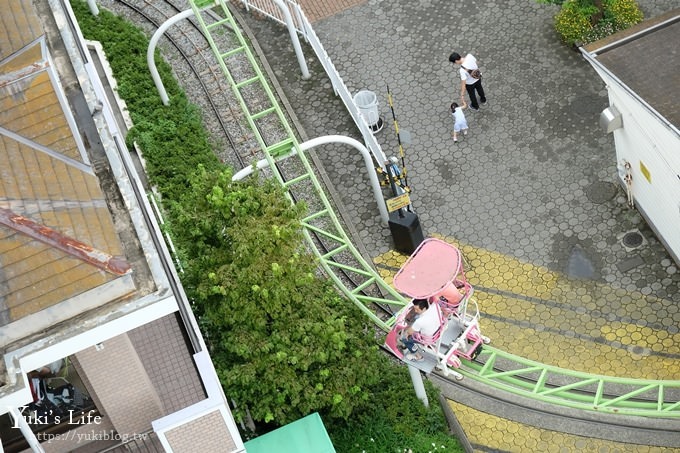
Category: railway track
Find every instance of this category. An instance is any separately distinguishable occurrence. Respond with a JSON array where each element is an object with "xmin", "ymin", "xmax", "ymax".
[
  {"xmin": 103, "ymin": 0, "xmax": 262, "ymax": 169},
  {"xmin": 431, "ymin": 372, "xmax": 680, "ymax": 448}
]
